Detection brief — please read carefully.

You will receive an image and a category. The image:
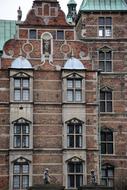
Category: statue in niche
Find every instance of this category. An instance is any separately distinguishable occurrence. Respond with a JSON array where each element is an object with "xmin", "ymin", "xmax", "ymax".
[{"xmin": 43, "ymin": 39, "xmax": 51, "ymax": 57}]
